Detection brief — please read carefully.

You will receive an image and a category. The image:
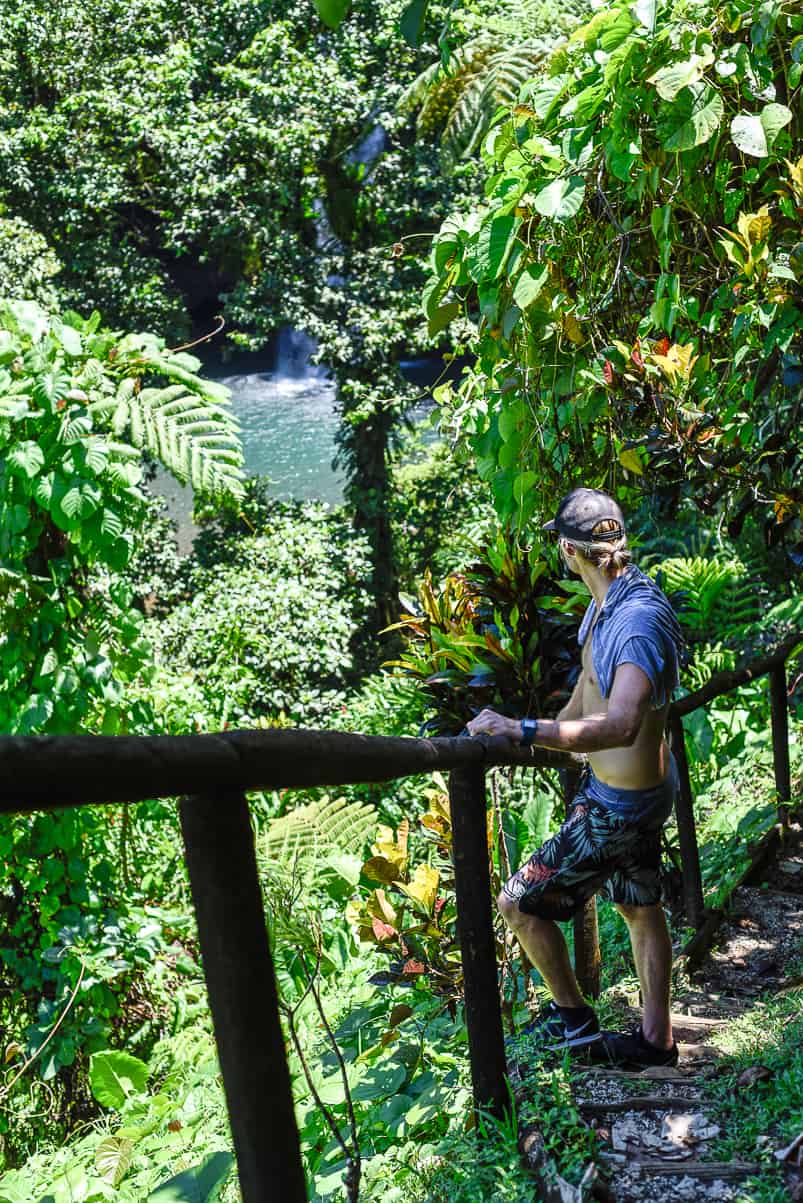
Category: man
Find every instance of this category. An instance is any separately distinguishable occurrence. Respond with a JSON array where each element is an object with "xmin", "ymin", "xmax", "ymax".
[{"xmin": 466, "ymin": 487, "xmax": 684, "ymax": 1069}]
